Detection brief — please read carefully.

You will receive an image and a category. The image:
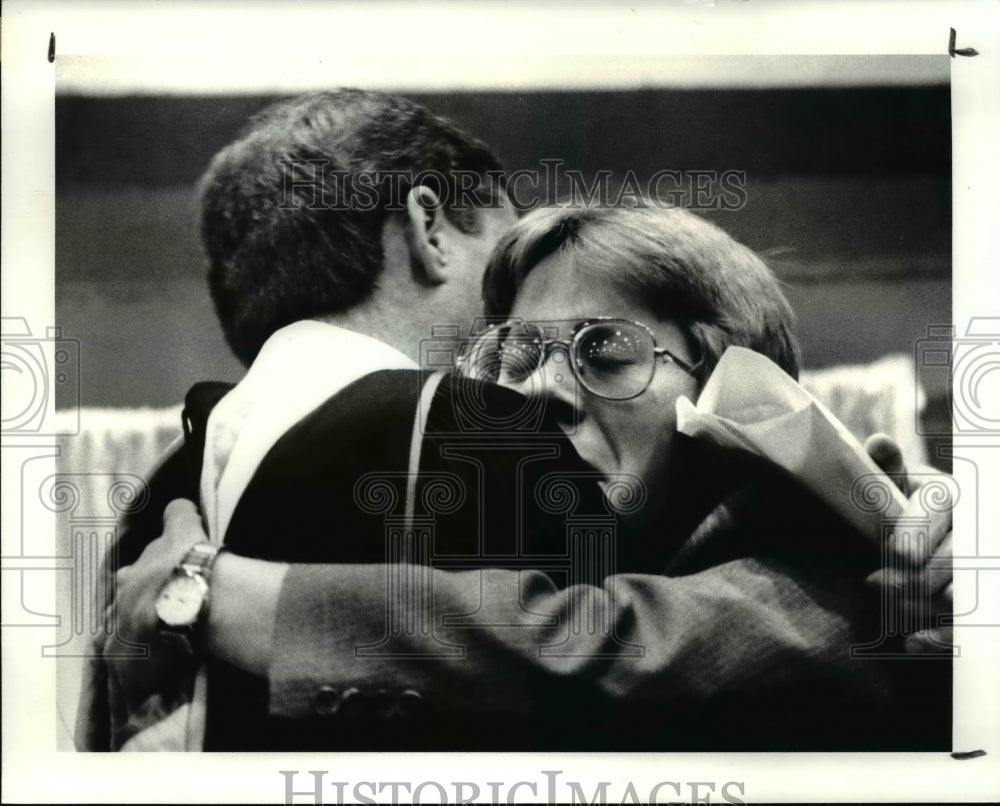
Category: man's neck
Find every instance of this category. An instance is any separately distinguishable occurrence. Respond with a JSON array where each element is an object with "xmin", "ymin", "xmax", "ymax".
[{"xmin": 318, "ymin": 305, "xmax": 425, "ymax": 364}]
